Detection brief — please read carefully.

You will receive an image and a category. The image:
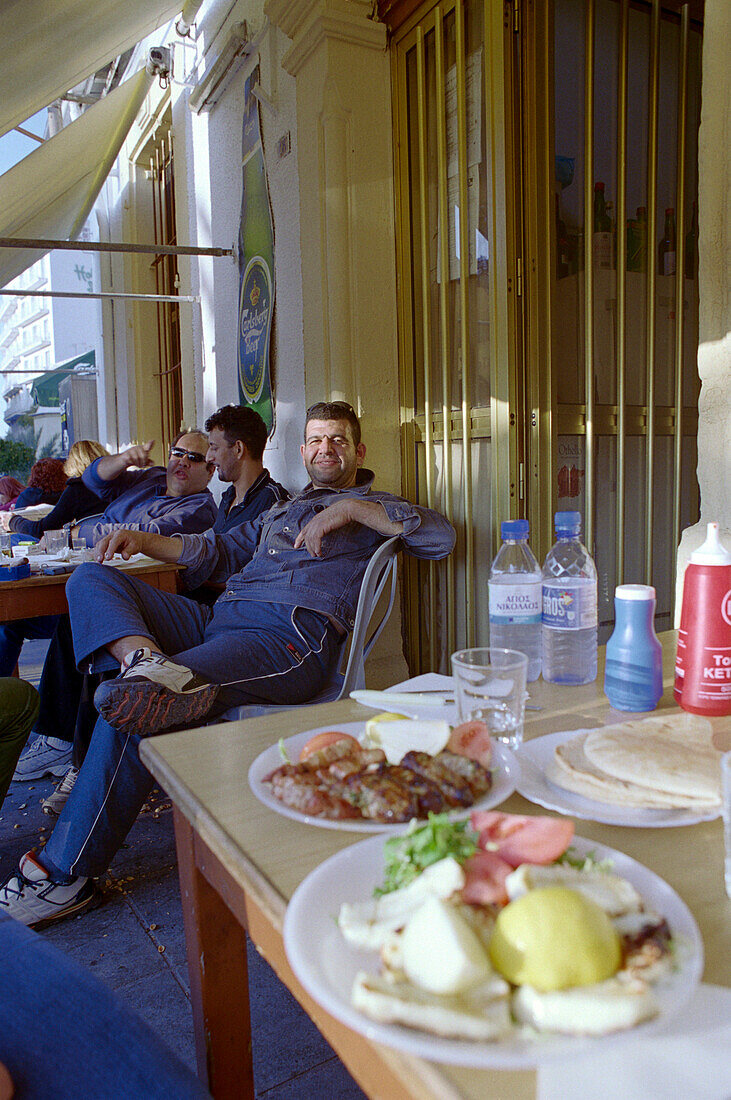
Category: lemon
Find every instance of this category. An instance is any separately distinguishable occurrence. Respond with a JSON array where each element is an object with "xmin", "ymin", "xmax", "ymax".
[
  {"xmin": 363, "ymin": 712, "xmax": 407, "ymax": 750},
  {"xmin": 489, "ymin": 886, "xmax": 621, "ymax": 991}
]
